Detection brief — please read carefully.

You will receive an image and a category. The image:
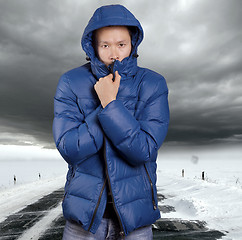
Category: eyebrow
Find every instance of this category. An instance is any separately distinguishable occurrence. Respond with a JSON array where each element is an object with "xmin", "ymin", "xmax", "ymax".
[
  {"xmin": 98, "ymin": 41, "xmax": 109, "ymax": 44},
  {"xmin": 98, "ymin": 40, "xmax": 128, "ymax": 44}
]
